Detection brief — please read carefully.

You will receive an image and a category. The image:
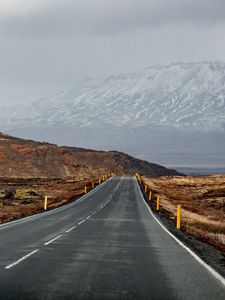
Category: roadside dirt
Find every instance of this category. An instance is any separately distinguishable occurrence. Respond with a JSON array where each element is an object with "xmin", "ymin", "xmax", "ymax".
[
  {"xmin": 142, "ymin": 175, "xmax": 225, "ymax": 254},
  {"xmin": 140, "ymin": 175, "xmax": 225, "ymax": 277},
  {"xmin": 0, "ymin": 177, "xmax": 102, "ymax": 224}
]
